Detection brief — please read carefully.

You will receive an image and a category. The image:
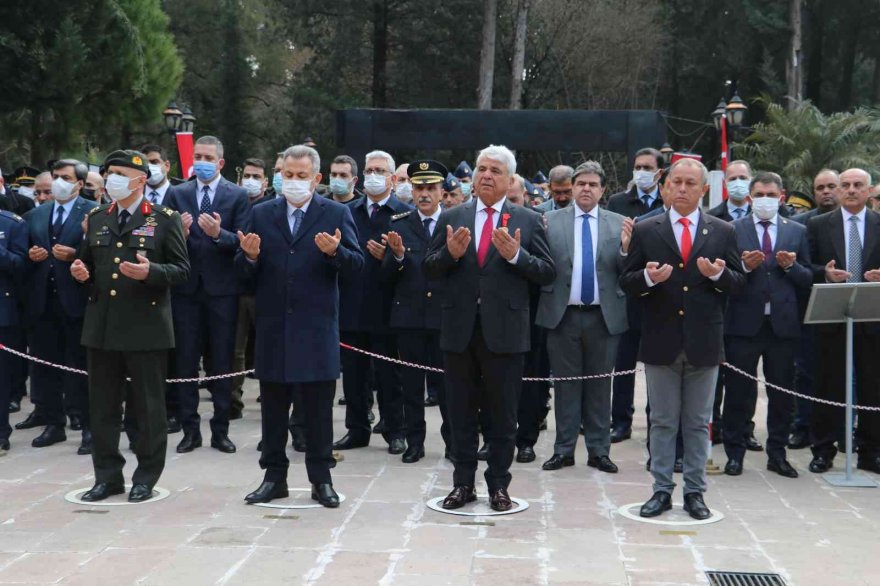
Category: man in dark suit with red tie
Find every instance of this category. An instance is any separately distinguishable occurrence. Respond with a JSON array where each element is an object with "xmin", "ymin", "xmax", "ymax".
[
  {"xmin": 424, "ymin": 145, "xmax": 555, "ymax": 512},
  {"xmin": 621, "ymin": 158, "xmax": 745, "ymax": 520}
]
